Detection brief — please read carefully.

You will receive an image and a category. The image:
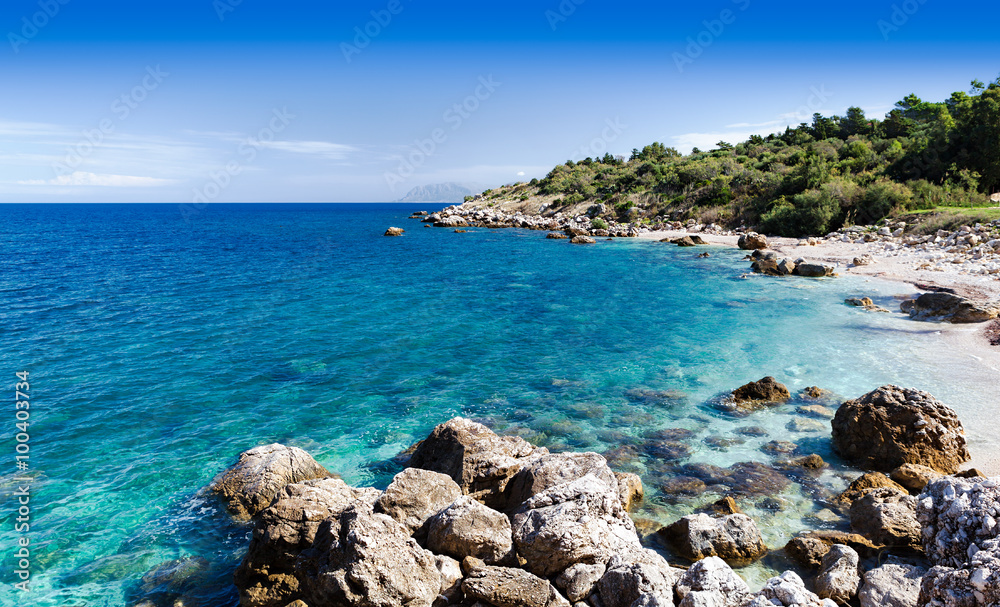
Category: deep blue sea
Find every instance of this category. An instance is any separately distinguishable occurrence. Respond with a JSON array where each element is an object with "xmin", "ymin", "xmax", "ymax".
[{"xmin": 1, "ymin": 203, "xmax": 997, "ymax": 606}]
